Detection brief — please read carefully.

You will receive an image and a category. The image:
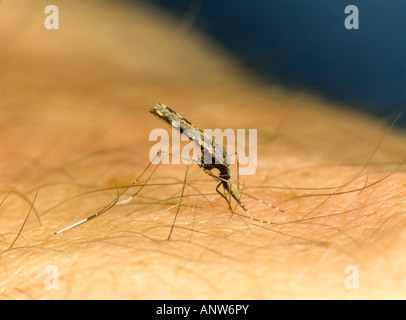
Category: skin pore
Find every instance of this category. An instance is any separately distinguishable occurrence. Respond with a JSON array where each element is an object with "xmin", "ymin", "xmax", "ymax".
[{"xmin": 1, "ymin": 0, "xmax": 406, "ymax": 299}]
